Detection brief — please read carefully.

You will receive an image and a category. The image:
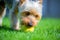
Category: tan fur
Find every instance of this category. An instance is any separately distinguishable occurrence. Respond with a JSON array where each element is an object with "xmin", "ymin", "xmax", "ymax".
[
  {"xmin": 20, "ymin": 0, "xmax": 26, "ymax": 5},
  {"xmin": 39, "ymin": 0, "xmax": 43, "ymax": 4},
  {"xmin": 20, "ymin": 8, "xmax": 42, "ymax": 32},
  {"xmin": 29, "ymin": 8, "xmax": 41, "ymax": 20},
  {"xmin": 21, "ymin": 8, "xmax": 41, "ymax": 20}
]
